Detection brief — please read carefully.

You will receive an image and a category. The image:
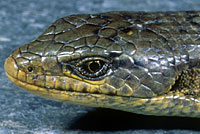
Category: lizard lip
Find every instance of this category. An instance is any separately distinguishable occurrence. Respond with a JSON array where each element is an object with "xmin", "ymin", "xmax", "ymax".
[
  {"xmin": 4, "ymin": 55, "xmax": 18, "ymax": 79},
  {"xmin": 4, "ymin": 62, "xmax": 113, "ymax": 107}
]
